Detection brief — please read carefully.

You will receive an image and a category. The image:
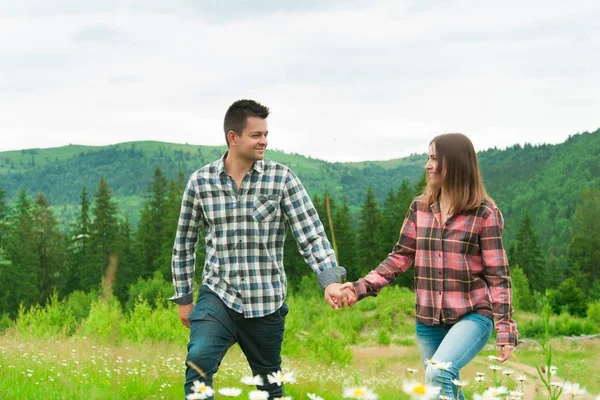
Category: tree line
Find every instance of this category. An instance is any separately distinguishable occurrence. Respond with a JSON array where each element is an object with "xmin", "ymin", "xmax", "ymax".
[{"xmin": 0, "ymin": 166, "xmax": 599, "ymax": 319}]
